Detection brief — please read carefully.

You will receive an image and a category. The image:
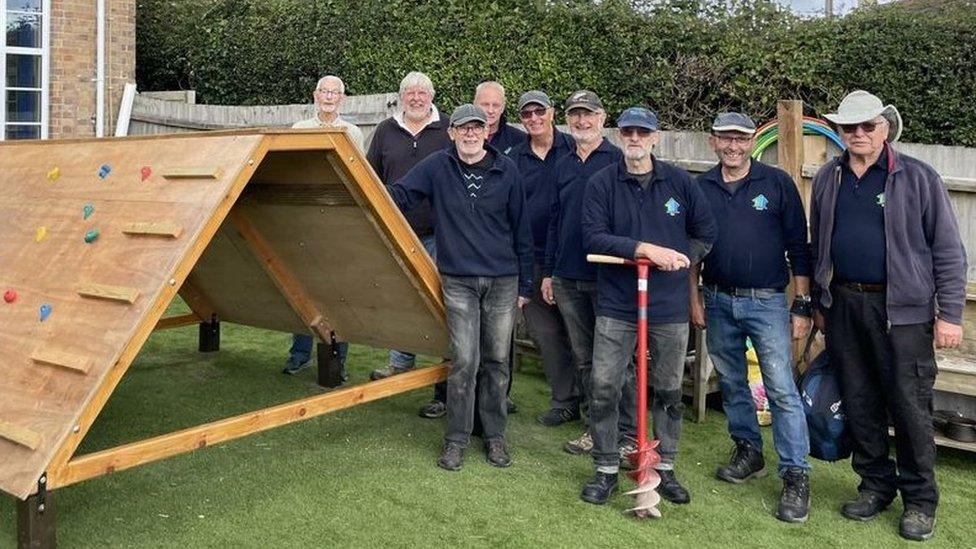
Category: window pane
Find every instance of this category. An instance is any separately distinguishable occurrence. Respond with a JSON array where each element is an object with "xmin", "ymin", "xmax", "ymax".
[
  {"xmin": 6, "ymin": 124, "xmax": 40, "ymax": 139},
  {"xmin": 7, "ymin": 1, "xmax": 42, "ymax": 13},
  {"xmin": 7, "ymin": 90, "xmax": 39, "ymax": 122},
  {"xmin": 6, "ymin": 54, "xmax": 40, "ymax": 88},
  {"xmin": 6, "ymin": 12, "xmax": 41, "ymax": 48}
]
